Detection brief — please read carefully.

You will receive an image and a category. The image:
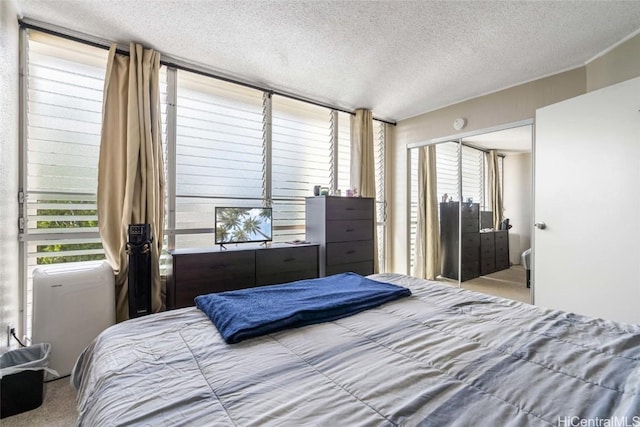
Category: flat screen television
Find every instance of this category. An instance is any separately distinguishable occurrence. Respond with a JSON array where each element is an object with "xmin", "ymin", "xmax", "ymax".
[{"xmin": 215, "ymin": 207, "xmax": 272, "ymax": 245}]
